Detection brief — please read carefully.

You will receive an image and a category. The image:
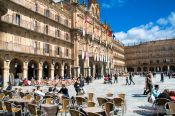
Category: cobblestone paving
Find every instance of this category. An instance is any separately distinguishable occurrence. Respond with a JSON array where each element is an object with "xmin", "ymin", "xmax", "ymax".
[{"xmin": 16, "ymin": 74, "xmax": 175, "ymax": 116}]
